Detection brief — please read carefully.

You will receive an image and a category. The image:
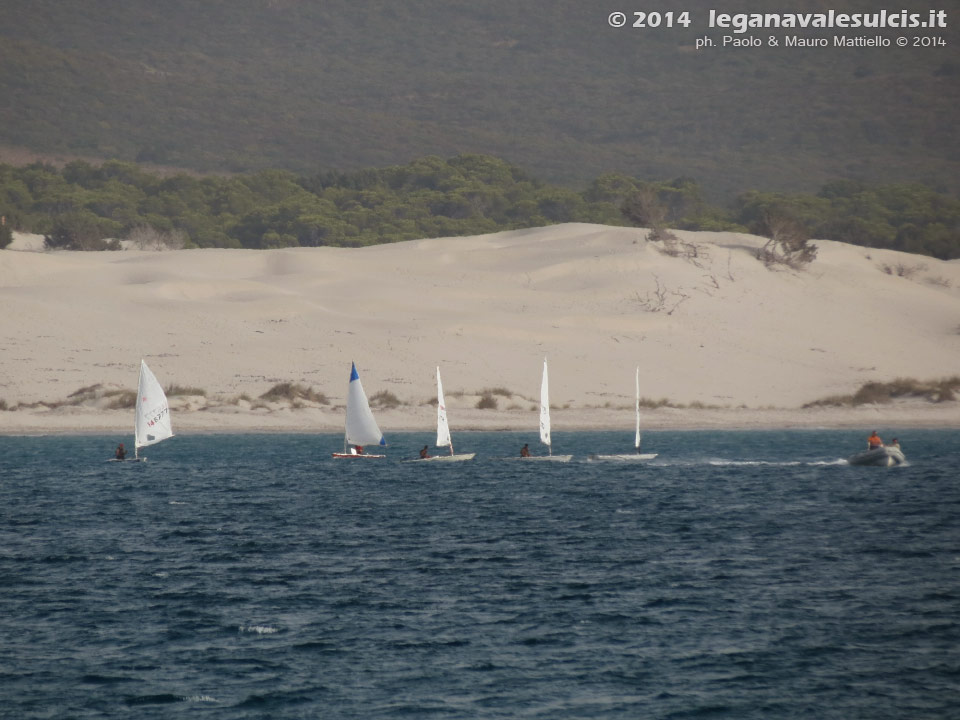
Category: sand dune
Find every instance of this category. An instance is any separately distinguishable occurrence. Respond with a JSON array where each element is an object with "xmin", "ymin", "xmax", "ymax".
[{"xmin": 2, "ymin": 223, "xmax": 958, "ymax": 433}]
